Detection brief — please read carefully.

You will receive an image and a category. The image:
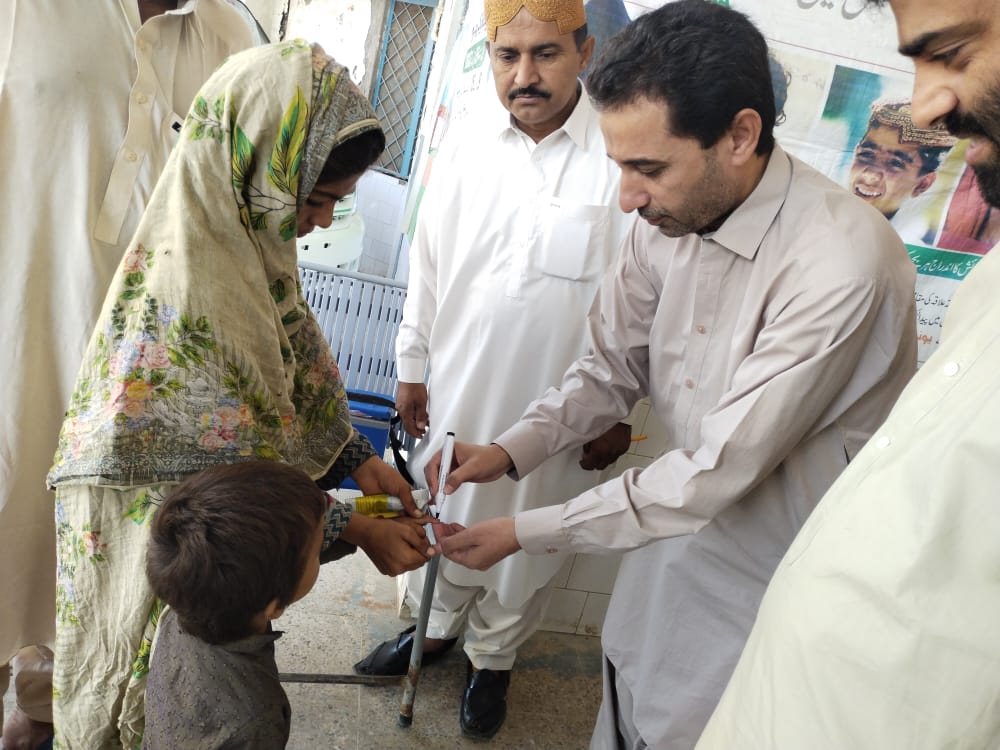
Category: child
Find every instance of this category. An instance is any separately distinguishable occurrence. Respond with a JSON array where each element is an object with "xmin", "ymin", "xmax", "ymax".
[{"xmin": 143, "ymin": 461, "xmax": 331, "ymax": 749}]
